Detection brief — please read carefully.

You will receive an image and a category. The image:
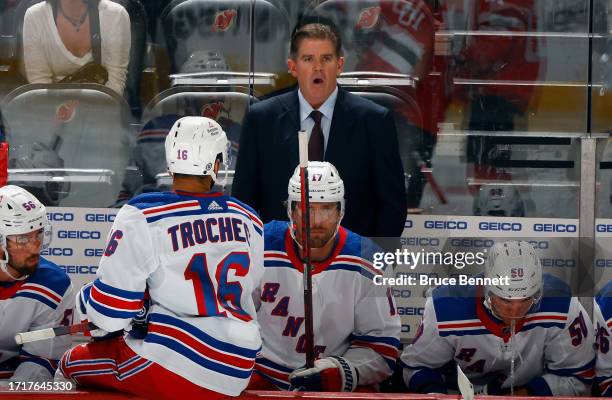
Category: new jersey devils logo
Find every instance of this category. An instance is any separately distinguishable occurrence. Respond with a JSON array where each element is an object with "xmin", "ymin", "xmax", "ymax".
[
  {"xmin": 201, "ymin": 101, "xmax": 224, "ymax": 120},
  {"xmin": 56, "ymin": 100, "xmax": 79, "ymax": 123},
  {"xmin": 355, "ymin": 6, "xmax": 381, "ymax": 31},
  {"xmin": 212, "ymin": 9, "xmax": 237, "ymax": 33}
]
